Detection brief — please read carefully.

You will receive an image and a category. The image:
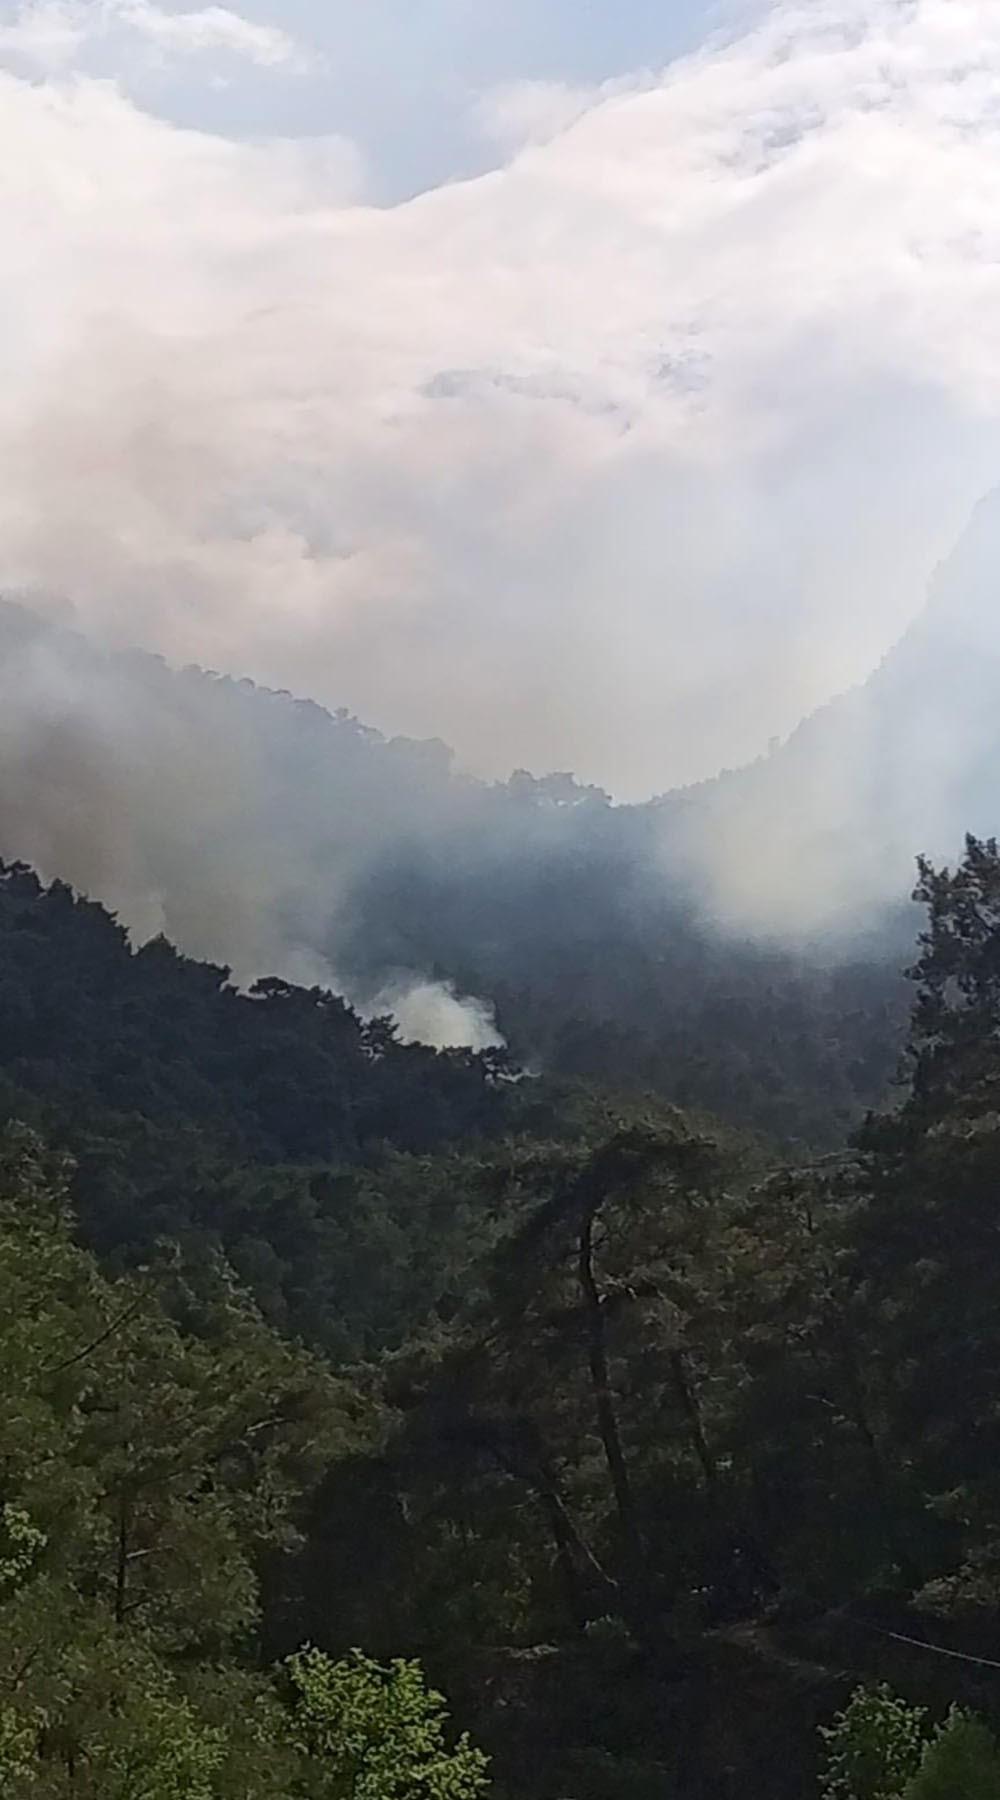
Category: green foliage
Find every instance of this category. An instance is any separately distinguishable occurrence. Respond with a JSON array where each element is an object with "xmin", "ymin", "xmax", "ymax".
[
  {"xmin": 22, "ymin": 1636, "xmax": 232, "ymax": 1800},
  {"xmin": 0, "ymin": 1706, "xmax": 40, "ymax": 1789},
  {"xmin": 0, "ymin": 1128, "xmax": 485, "ymax": 1799},
  {"xmin": 820, "ymin": 1687, "xmax": 925, "ymax": 1800},
  {"xmin": 818, "ymin": 1690, "xmax": 1000, "ymax": 1800},
  {"xmin": 287, "ymin": 1648, "xmax": 490, "ymax": 1799},
  {"xmin": 9, "ymin": 834, "xmax": 1000, "ymax": 1796},
  {"xmin": 0, "ymin": 1506, "xmax": 47, "ymax": 1593},
  {"xmin": 0, "ymin": 859, "xmax": 522, "ymax": 1354},
  {"xmin": 905, "ymin": 1710, "xmax": 1000, "ymax": 1800}
]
